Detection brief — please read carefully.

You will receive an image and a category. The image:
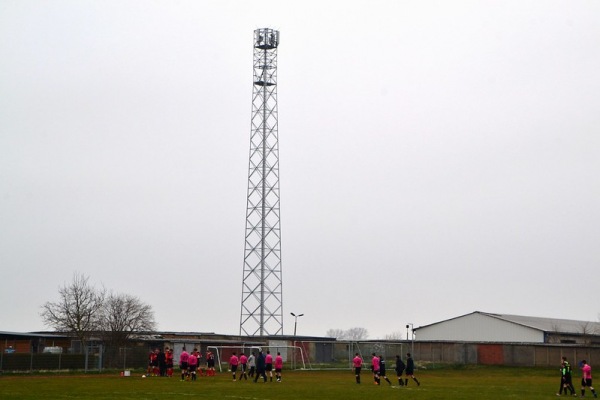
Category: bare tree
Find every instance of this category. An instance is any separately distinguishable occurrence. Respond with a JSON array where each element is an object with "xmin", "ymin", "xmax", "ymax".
[
  {"xmin": 384, "ymin": 331, "xmax": 403, "ymax": 340},
  {"xmin": 326, "ymin": 327, "xmax": 370, "ymax": 340},
  {"xmin": 40, "ymin": 272, "xmax": 105, "ymax": 353},
  {"xmin": 326, "ymin": 328, "xmax": 345, "ymax": 339},
  {"xmin": 580, "ymin": 322, "xmax": 592, "ymax": 345},
  {"xmin": 345, "ymin": 327, "xmax": 369, "ymax": 340},
  {"xmin": 100, "ymin": 292, "xmax": 156, "ymax": 345},
  {"xmin": 547, "ymin": 321, "xmax": 562, "ymax": 344}
]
